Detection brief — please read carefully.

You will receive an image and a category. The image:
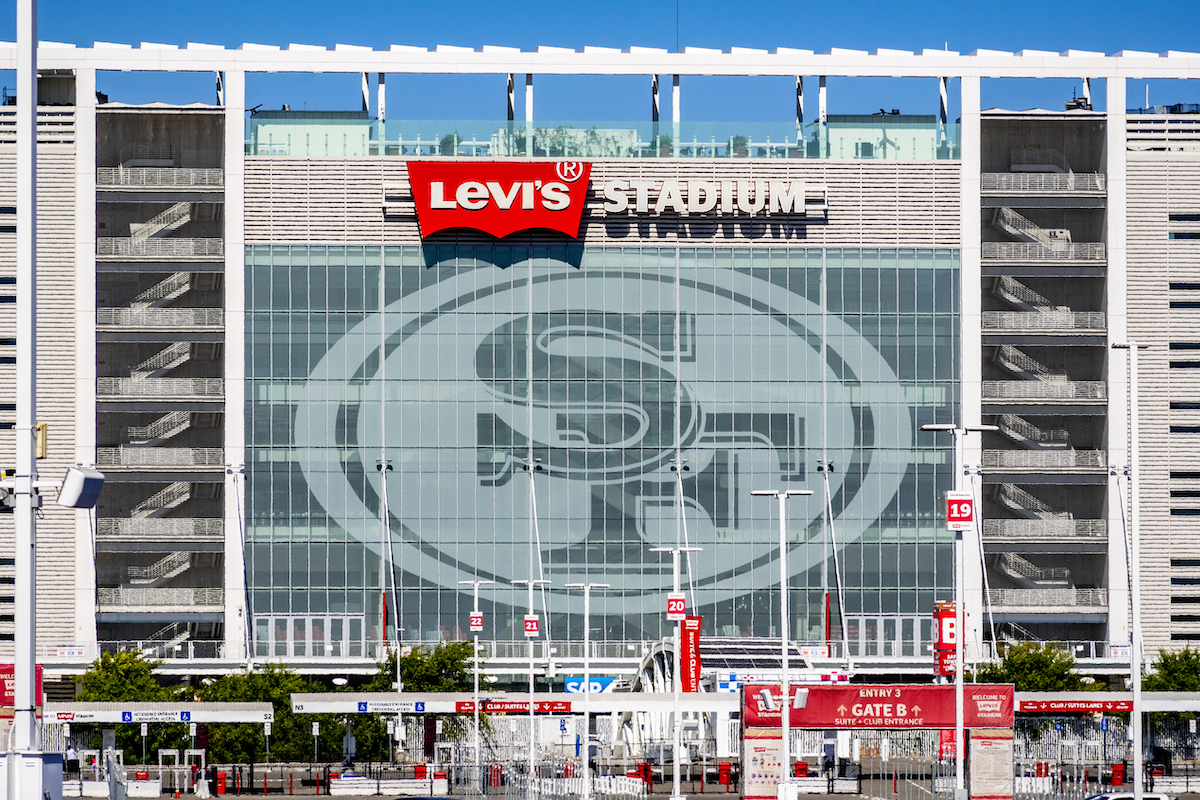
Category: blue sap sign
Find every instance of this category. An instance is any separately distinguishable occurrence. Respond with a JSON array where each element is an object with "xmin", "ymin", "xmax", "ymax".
[{"xmin": 564, "ymin": 676, "xmax": 615, "ymax": 694}]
